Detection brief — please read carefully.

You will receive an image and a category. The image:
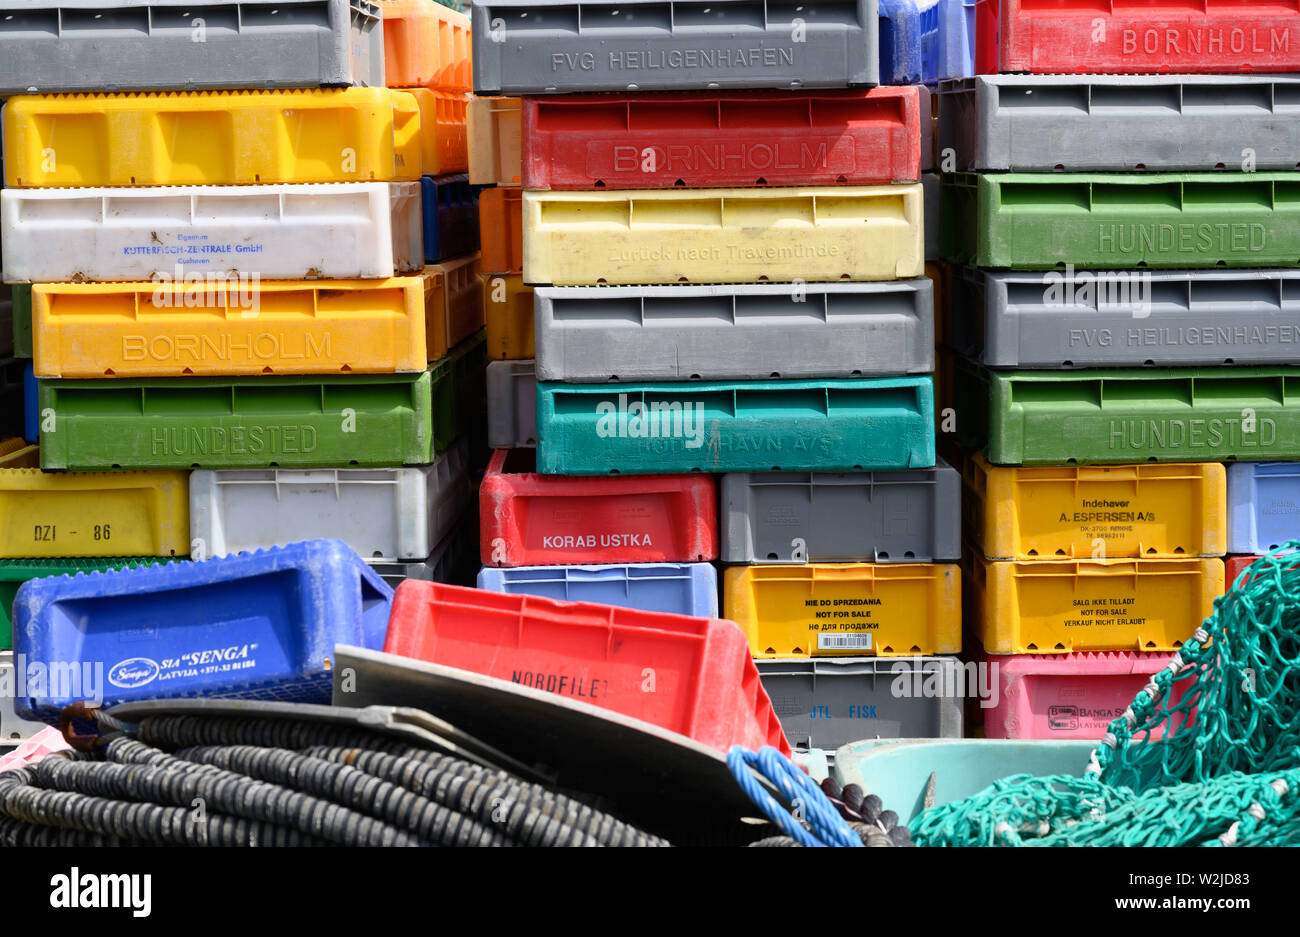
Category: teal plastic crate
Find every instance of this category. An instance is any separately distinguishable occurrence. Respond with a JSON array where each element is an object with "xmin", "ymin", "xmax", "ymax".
[
  {"xmin": 536, "ymin": 378, "xmax": 936, "ymax": 475},
  {"xmin": 832, "ymin": 738, "xmax": 1097, "ymax": 823}
]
